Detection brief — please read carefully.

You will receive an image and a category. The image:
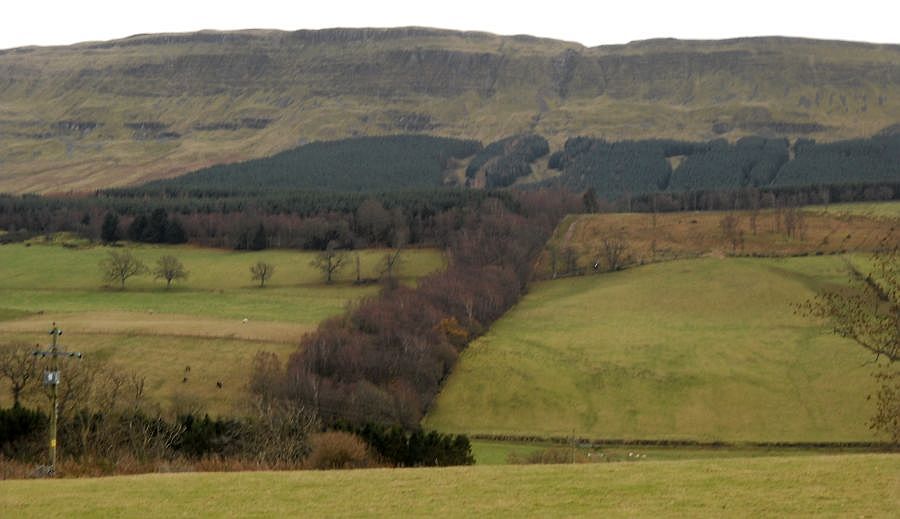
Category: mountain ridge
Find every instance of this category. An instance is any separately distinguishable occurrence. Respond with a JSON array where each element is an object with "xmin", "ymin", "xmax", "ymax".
[{"xmin": 1, "ymin": 27, "xmax": 898, "ymax": 193}]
